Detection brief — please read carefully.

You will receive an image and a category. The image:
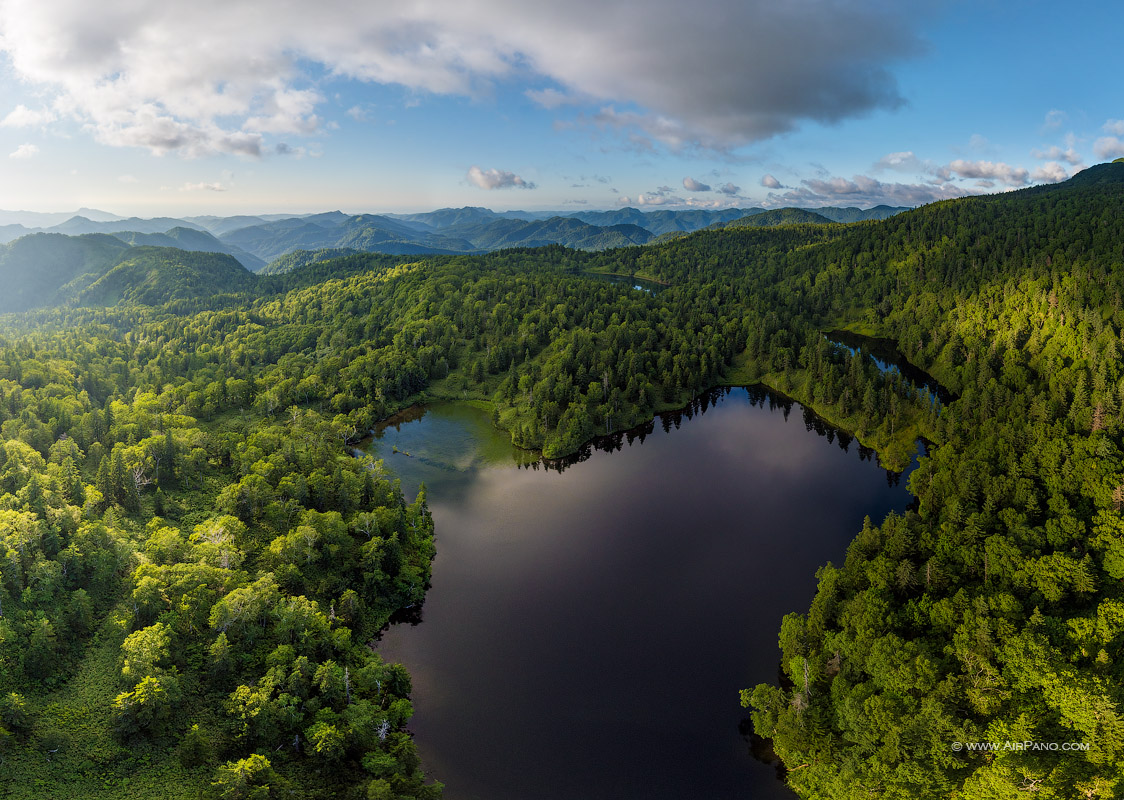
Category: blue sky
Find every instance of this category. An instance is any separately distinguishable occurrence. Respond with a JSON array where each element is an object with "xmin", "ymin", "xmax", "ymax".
[{"xmin": 0, "ymin": 0, "xmax": 1120, "ymax": 216}]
